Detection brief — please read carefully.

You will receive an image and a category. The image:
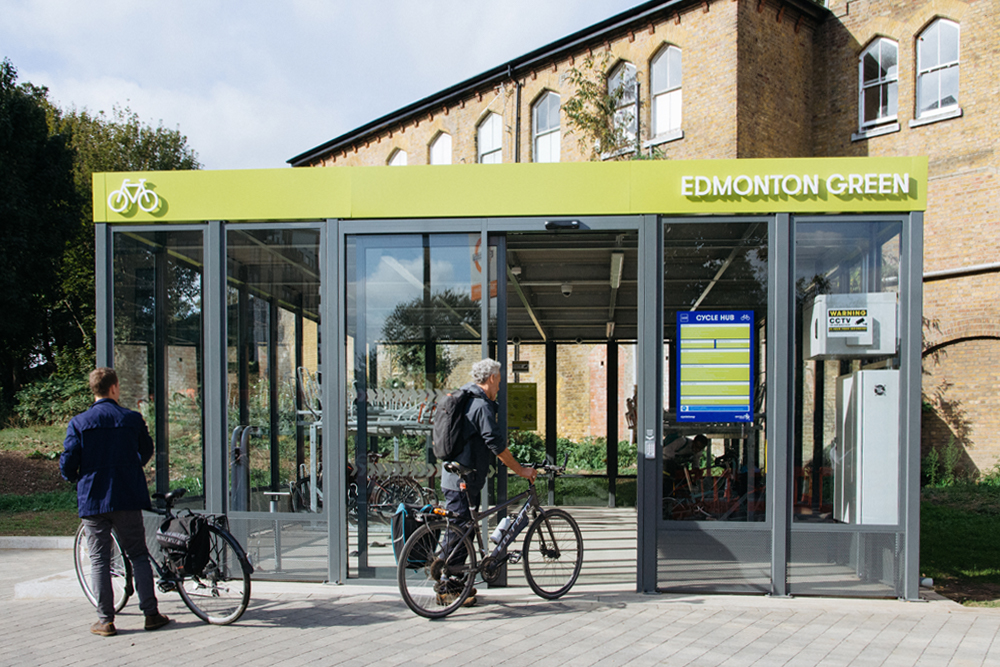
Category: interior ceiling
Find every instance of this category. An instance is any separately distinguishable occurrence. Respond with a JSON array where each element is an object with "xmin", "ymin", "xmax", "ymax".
[{"xmin": 506, "ymin": 224, "xmax": 767, "ymax": 344}]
